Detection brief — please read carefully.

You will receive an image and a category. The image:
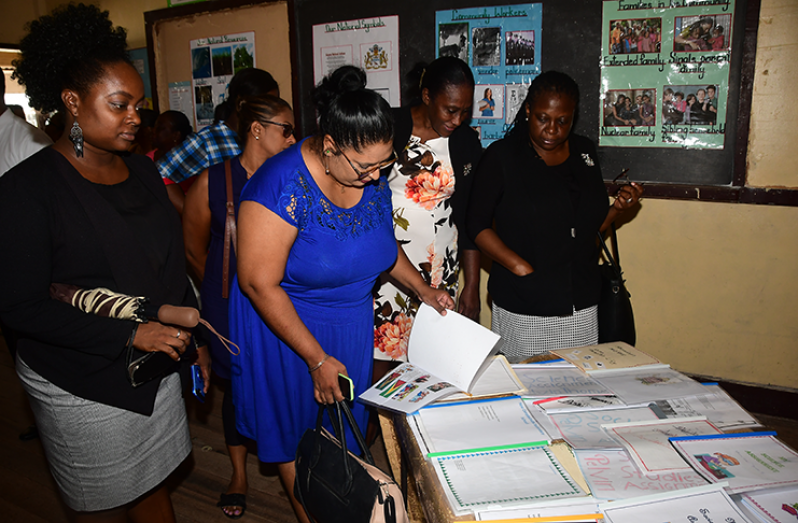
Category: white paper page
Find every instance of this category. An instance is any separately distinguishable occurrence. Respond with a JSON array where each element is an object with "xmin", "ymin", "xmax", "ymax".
[
  {"xmin": 575, "ymin": 449, "xmax": 707, "ymax": 500},
  {"xmin": 593, "ymin": 367, "xmax": 709, "ymax": 404},
  {"xmin": 431, "ymin": 446, "xmax": 586, "ymax": 516},
  {"xmin": 548, "ymin": 407, "xmax": 659, "ymax": 450},
  {"xmin": 407, "ymin": 303, "xmax": 500, "ymax": 392},
  {"xmin": 476, "ymin": 497, "xmax": 602, "ymax": 520},
  {"xmin": 444, "ymin": 356, "xmax": 526, "ymax": 401},
  {"xmin": 536, "ymin": 395, "xmax": 627, "ymax": 413},
  {"xmin": 653, "ymin": 384, "xmax": 762, "ymax": 430},
  {"xmin": 741, "ymin": 486, "xmax": 798, "ymax": 523},
  {"xmin": 358, "ymin": 363, "xmax": 458, "ymax": 413},
  {"xmin": 416, "ymin": 396, "xmax": 548, "ymax": 457},
  {"xmin": 514, "ymin": 367, "xmax": 614, "ymax": 398},
  {"xmin": 601, "ymin": 485, "xmax": 753, "ymax": 523},
  {"xmin": 601, "ymin": 417, "xmax": 721, "ymax": 473},
  {"xmin": 524, "ymin": 399, "xmax": 563, "ymax": 441},
  {"xmin": 671, "ymin": 433, "xmax": 798, "ymax": 494}
]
